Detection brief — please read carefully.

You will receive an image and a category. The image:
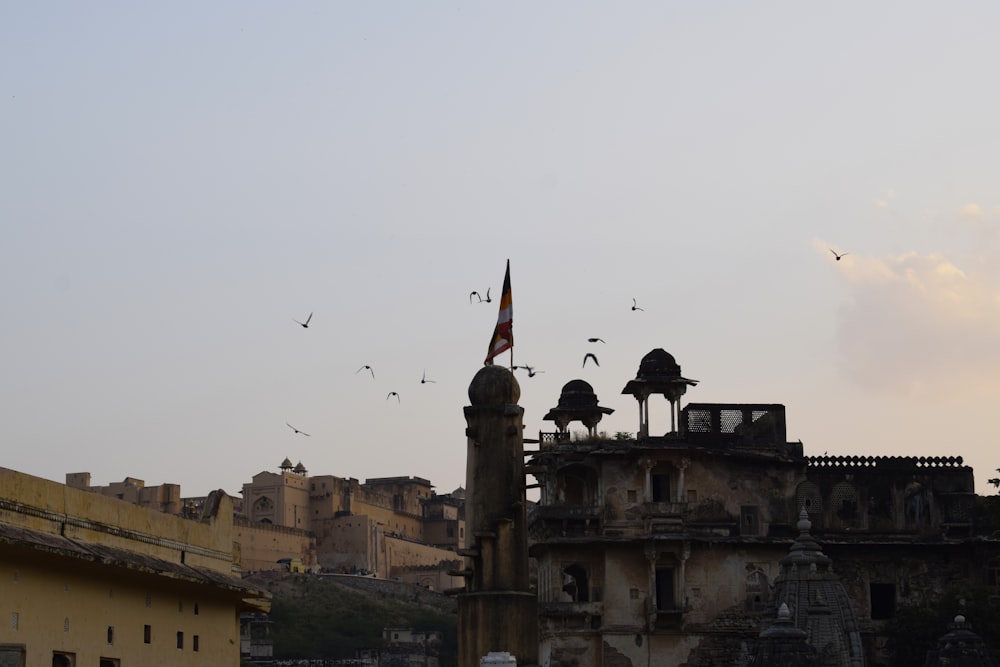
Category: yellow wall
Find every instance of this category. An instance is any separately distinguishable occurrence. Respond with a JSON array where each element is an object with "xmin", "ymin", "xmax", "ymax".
[
  {"xmin": 0, "ymin": 551, "xmax": 240, "ymax": 666},
  {"xmin": 233, "ymin": 518, "xmax": 316, "ymax": 573},
  {"xmin": 0, "ymin": 467, "xmax": 267, "ymax": 667}
]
